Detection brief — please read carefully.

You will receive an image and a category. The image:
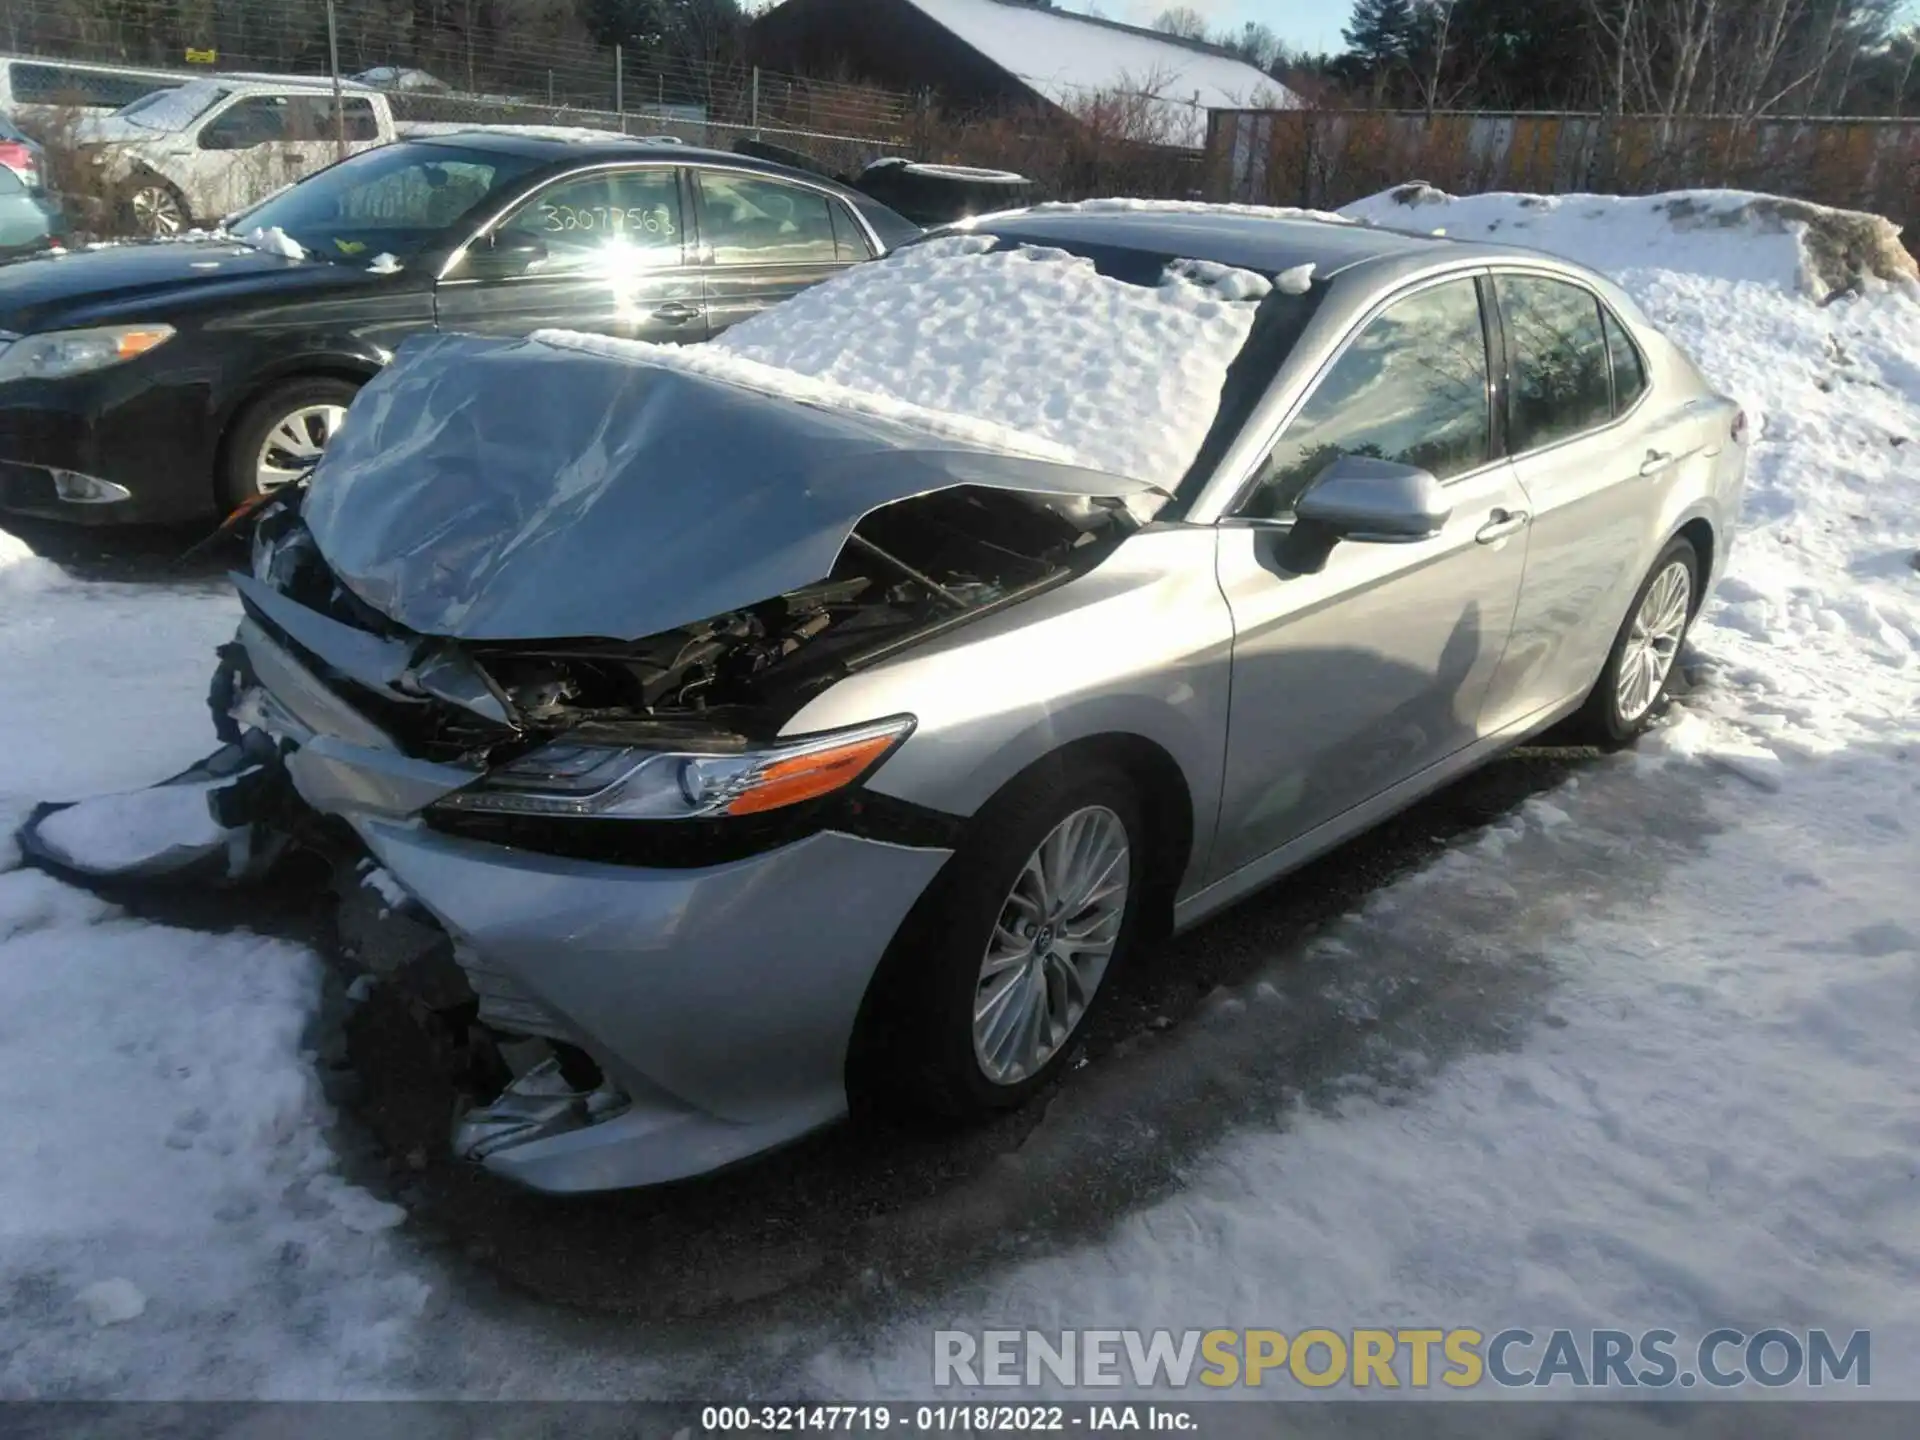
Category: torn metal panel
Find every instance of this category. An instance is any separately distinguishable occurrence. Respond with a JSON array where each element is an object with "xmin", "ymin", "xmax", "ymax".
[{"xmin": 301, "ymin": 333, "xmax": 1158, "ymax": 644}]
